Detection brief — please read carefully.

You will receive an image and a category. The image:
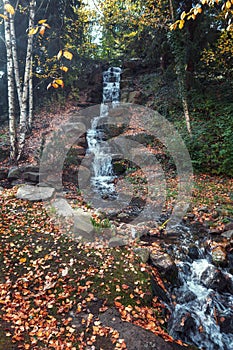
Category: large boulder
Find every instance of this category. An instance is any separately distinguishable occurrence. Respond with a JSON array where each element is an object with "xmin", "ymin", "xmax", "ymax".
[{"xmin": 16, "ymin": 185, "xmax": 55, "ymax": 201}]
